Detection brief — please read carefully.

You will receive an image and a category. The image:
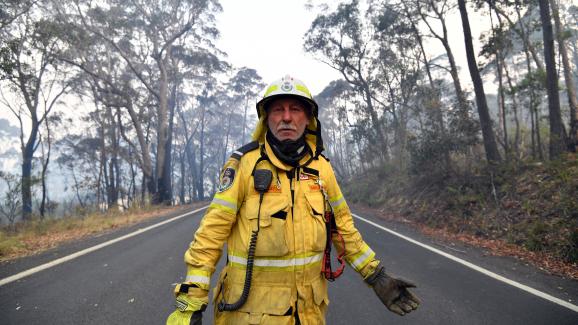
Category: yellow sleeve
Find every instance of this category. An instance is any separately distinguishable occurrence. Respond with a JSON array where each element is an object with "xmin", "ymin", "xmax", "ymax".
[
  {"xmin": 182, "ymin": 157, "xmax": 246, "ymax": 290},
  {"xmin": 323, "ymin": 161, "xmax": 380, "ymax": 279}
]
